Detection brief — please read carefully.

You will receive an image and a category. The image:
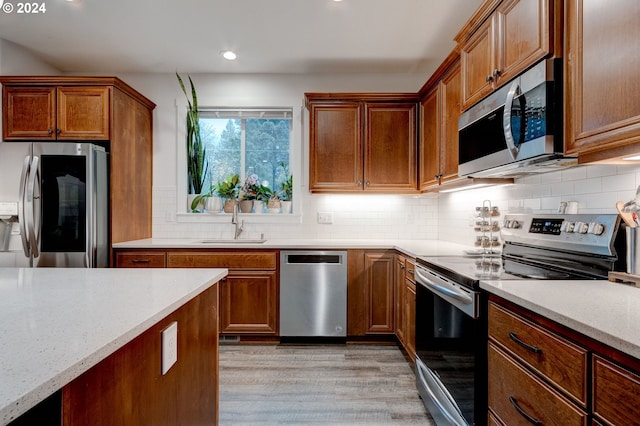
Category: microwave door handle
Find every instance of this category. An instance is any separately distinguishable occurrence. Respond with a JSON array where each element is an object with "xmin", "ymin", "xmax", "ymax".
[
  {"xmin": 26, "ymin": 156, "xmax": 40, "ymax": 258},
  {"xmin": 18, "ymin": 155, "xmax": 31, "ymax": 258},
  {"xmin": 415, "ymin": 268, "xmax": 473, "ymax": 304},
  {"xmin": 503, "ymin": 81, "xmax": 521, "ymax": 161}
]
